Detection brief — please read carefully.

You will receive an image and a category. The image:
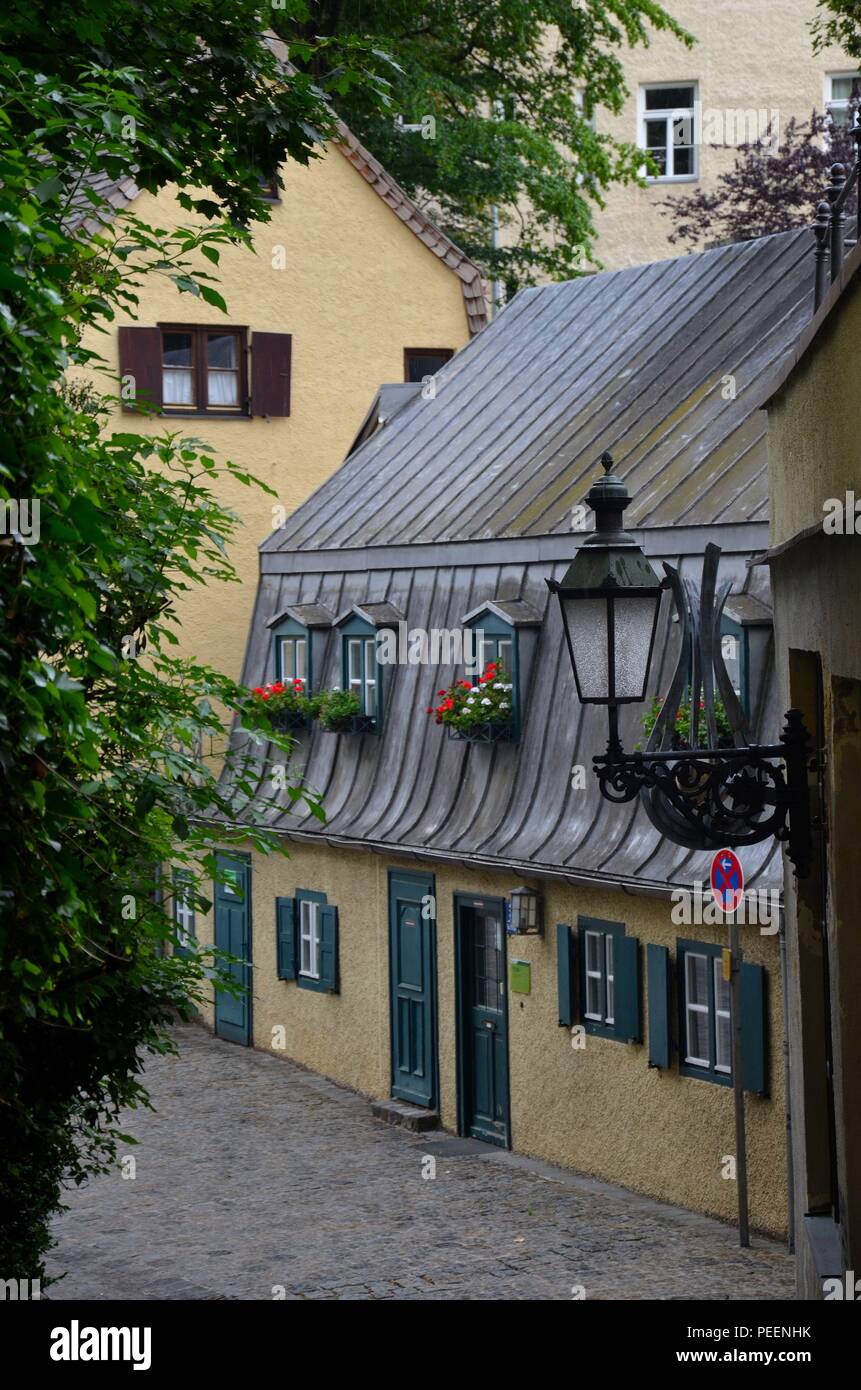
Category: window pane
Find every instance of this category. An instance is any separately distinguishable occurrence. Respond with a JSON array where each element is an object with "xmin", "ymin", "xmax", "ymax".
[
  {"xmin": 686, "ymin": 1006, "xmax": 710, "ymax": 1064},
  {"xmin": 162, "ymin": 333, "xmax": 194, "ymax": 406},
  {"xmin": 586, "ymin": 931, "xmax": 601, "ymax": 973},
  {"xmin": 364, "ymin": 639, "xmax": 377, "ymax": 715},
  {"xmin": 714, "ymin": 965, "xmax": 731, "ymax": 1016},
  {"xmin": 295, "ymin": 638, "xmax": 306, "ymax": 682},
  {"xmin": 605, "ymin": 934, "xmax": 615, "ymax": 1024},
  {"xmin": 645, "ymin": 118, "xmax": 667, "ymax": 150},
  {"xmin": 163, "ymin": 369, "xmax": 194, "ymax": 405},
  {"xmin": 280, "ymin": 638, "xmax": 295, "ymax": 679},
  {"xmin": 347, "ymin": 639, "xmax": 362, "ymax": 684},
  {"xmin": 207, "ymin": 334, "xmax": 237, "ymax": 369},
  {"xmin": 673, "ymin": 146, "xmax": 693, "ymax": 176},
  {"xmin": 831, "ymin": 77, "xmax": 857, "ymax": 101},
  {"xmin": 163, "ymin": 333, "xmax": 193, "ymax": 367},
  {"xmin": 405, "ymin": 351, "xmax": 451, "ymax": 383},
  {"xmin": 686, "ymin": 952, "xmax": 708, "ymax": 1006},
  {"xmin": 208, "ymin": 371, "xmax": 238, "ymax": 406},
  {"xmin": 497, "ymin": 638, "xmax": 513, "ymax": 672},
  {"xmin": 645, "ymin": 85, "xmax": 695, "ymax": 111}
]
